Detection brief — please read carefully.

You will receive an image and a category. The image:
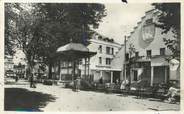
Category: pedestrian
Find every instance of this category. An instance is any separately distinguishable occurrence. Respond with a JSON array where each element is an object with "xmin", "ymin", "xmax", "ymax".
[
  {"xmin": 164, "ymin": 85, "xmax": 179, "ymax": 103},
  {"xmin": 76, "ymin": 77, "xmax": 81, "ymax": 92},
  {"xmin": 15, "ymin": 76, "xmax": 18, "ymax": 82},
  {"xmin": 116, "ymin": 79, "xmax": 119, "ymax": 84},
  {"xmin": 30, "ymin": 73, "xmax": 33, "ymax": 88},
  {"xmin": 120, "ymin": 81, "xmax": 125, "ymax": 90},
  {"xmin": 73, "ymin": 79, "xmax": 77, "ymax": 91},
  {"xmin": 120, "ymin": 79, "xmax": 129, "ymax": 96},
  {"xmin": 120, "ymin": 79, "xmax": 129, "ymax": 90},
  {"xmin": 99, "ymin": 77, "xmax": 103, "ymax": 84},
  {"xmin": 32, "ymin": 74, "xmax": 37, "ymax": 88}
]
